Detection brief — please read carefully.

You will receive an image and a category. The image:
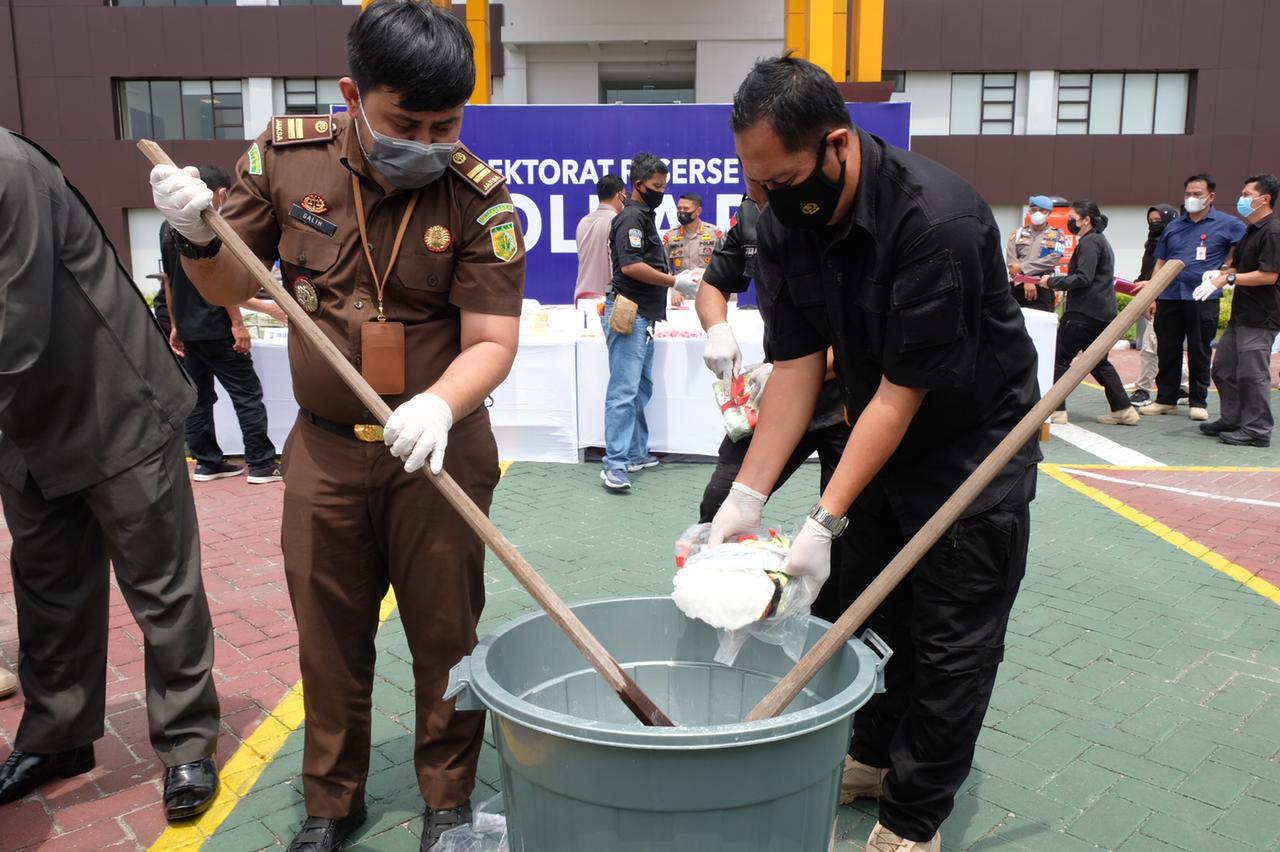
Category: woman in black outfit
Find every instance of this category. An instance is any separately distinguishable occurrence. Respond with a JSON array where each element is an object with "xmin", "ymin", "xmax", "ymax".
[{"xmin": 1042, "ymin": 200, "xmax": 1140, "ymax": 425}]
